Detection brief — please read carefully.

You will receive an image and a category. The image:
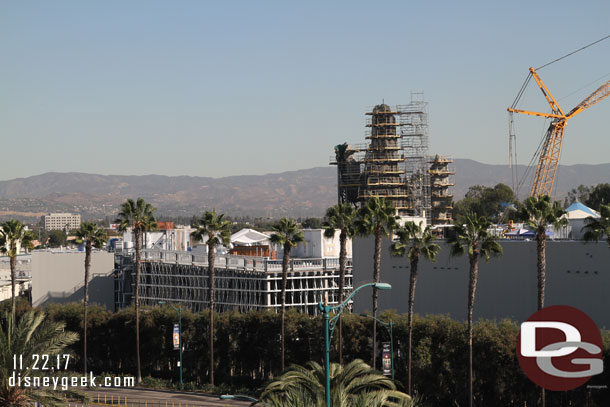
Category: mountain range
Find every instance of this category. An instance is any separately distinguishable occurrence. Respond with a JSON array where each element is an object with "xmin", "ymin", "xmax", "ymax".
[{"xmin": 1, "ymin": 159, "xmax": 609, "ymax": 220}]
